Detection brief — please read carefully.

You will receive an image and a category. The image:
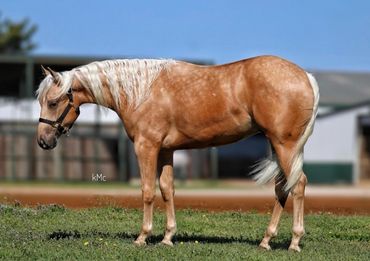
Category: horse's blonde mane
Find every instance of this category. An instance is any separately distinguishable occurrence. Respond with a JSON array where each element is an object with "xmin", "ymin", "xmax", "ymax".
[{"xmin": 36, "ymin": 59, "xmax": 175, "ymax": 108}]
